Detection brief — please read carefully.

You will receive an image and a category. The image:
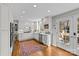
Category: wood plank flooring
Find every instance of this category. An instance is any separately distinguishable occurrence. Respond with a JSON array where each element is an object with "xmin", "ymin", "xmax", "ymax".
[
  {"xmin": 12, "ymin": 40, "xmax": 20, "ymax": 56},
  {"xmin": 12, "ymin": 39, "xmax": 75, "ymax": 56}
]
